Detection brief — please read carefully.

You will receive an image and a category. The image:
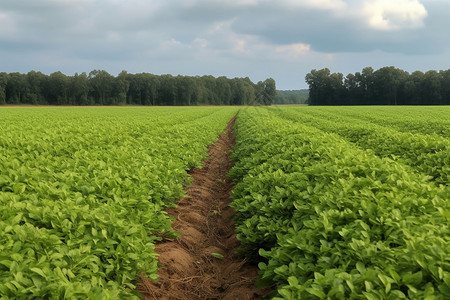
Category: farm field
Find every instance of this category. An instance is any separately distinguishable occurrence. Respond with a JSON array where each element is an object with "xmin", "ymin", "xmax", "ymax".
[
  {"xmin": 0, "ymin": 107, "xmax": 239, "ymax": 298},
  {"xmin": 230, "ymin": 106, "xmax": 449, "ymax": 299},
  {"xmin": 0, "ymin": 106, "xmax": 449, "ymax": 299}
]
